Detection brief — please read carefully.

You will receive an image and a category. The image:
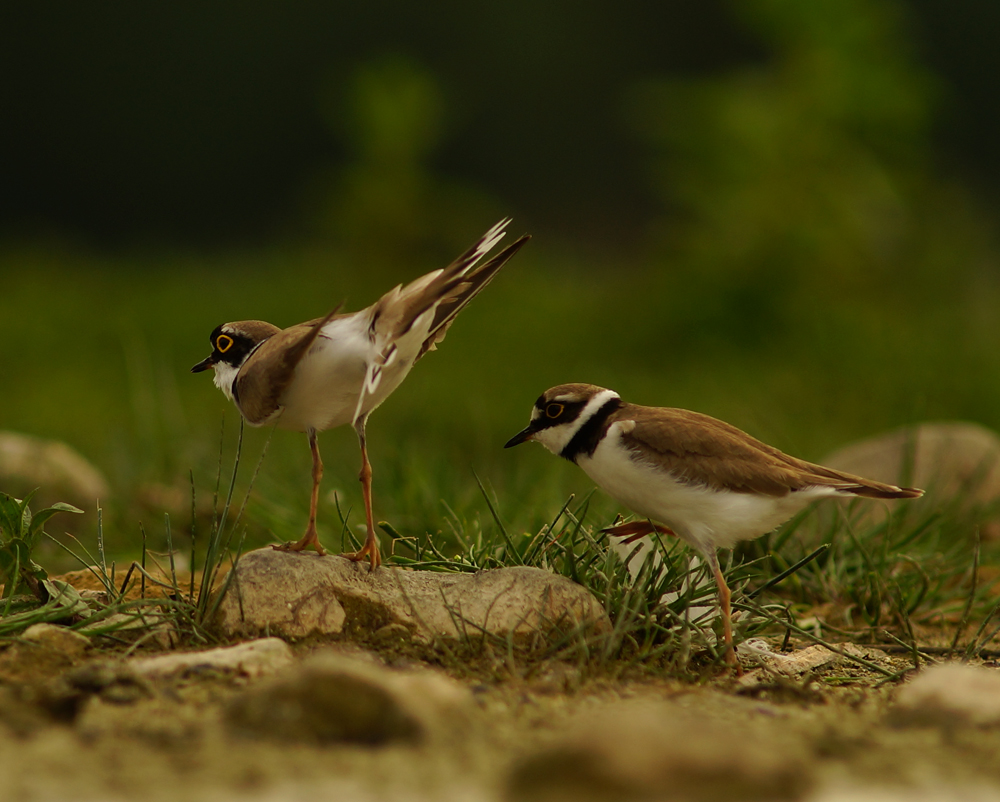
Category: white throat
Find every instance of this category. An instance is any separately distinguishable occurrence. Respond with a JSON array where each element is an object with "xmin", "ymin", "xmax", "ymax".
[
  {"xmin": 533, "ymin": 389, "xmax": 620, "ymax": 456},
  {"xmin": 212, "ymin": 362, "xmax": 239, "ymax": 402}
]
